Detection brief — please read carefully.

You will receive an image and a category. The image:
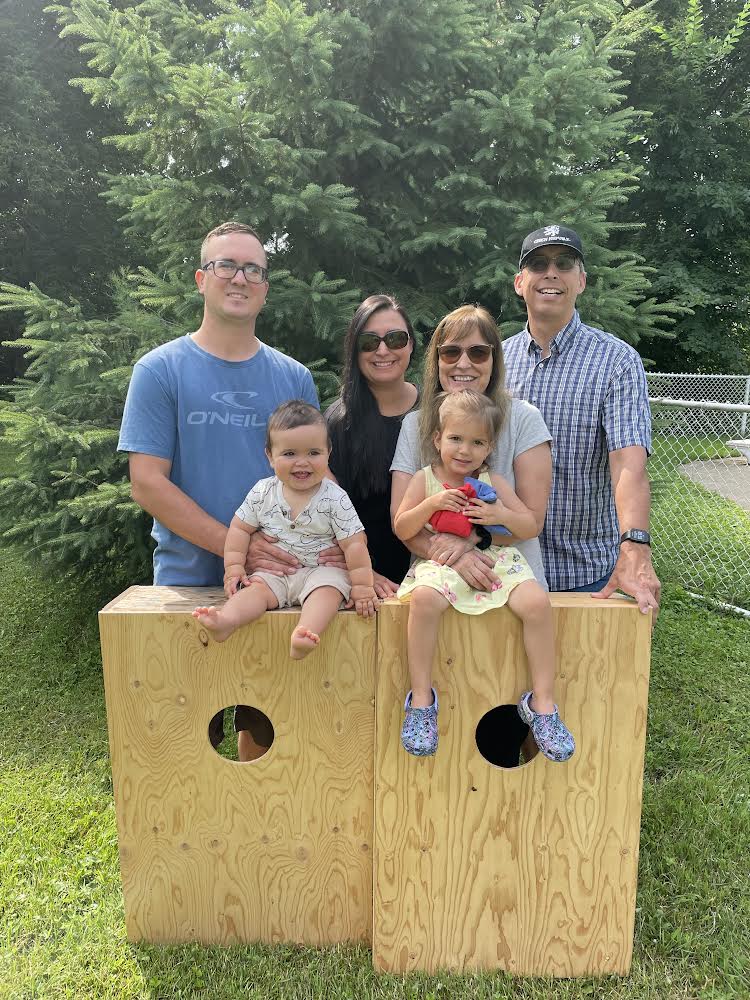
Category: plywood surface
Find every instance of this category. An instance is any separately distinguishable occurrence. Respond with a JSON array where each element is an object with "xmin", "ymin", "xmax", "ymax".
[
  {"xmin": 373, "ymin": 598, "xmax": 651, "ymax": 976},
  {"xmin": 99, "ymin": 588, "xmax": 375, "ymax": 946}
]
